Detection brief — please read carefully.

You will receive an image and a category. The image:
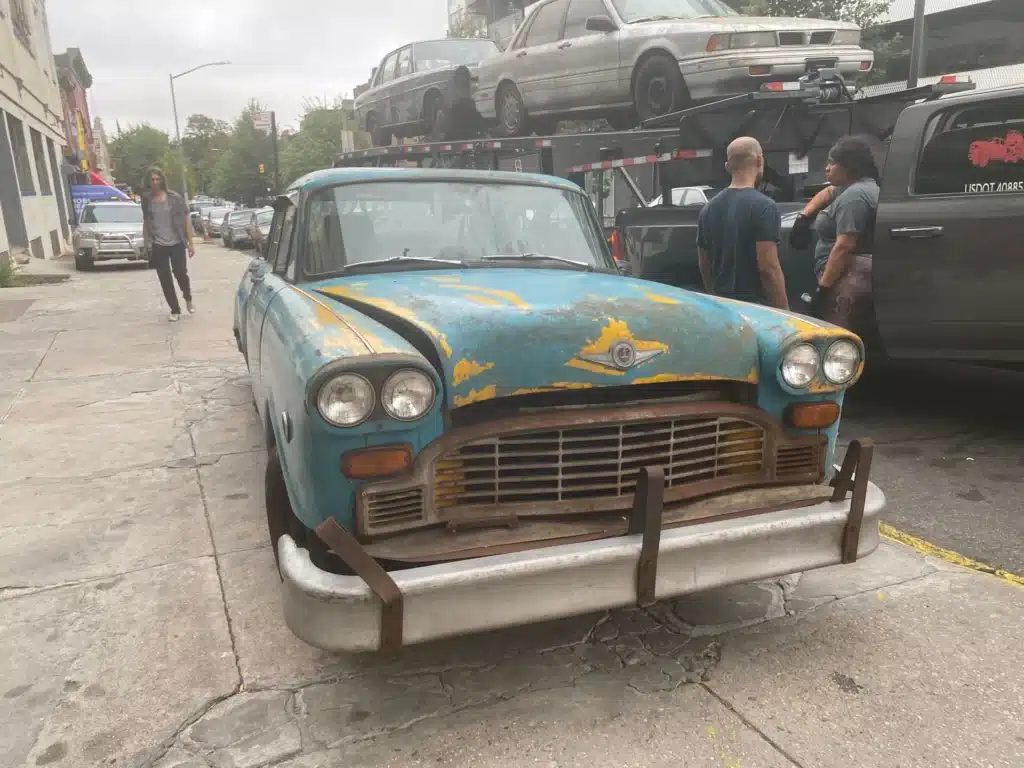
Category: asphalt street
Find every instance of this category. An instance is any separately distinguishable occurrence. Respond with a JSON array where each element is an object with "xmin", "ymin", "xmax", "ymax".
[{"xmin": 0, "ymin": 244, "xmax": 1020, "ymax": 768}]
